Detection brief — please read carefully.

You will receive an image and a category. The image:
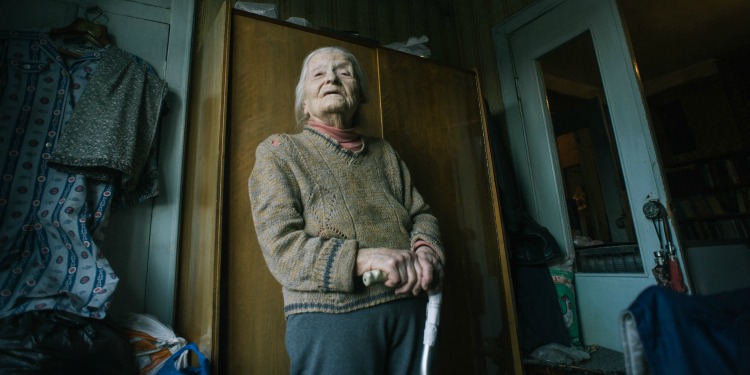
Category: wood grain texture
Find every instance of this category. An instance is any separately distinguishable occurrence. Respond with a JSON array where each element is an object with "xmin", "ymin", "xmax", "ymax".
[
  {"xmin": 225, "ymin": 14, "xmax": 380, "ymax": 374},
  {"xmin": 226, "ymin": 0, "xmax": 533, "ymax": 116},
  {"xmin": 378, "ymin": 48, "xmax": 520, "ymax": 373},
  {"xmin": 222, "ymin": 12, "xmax": 519, "ymax": 374},
  {"xmin": 176, "ymin": 0, "xmax": 229, "ymax": 368}
]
